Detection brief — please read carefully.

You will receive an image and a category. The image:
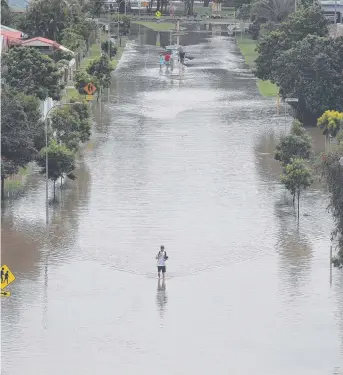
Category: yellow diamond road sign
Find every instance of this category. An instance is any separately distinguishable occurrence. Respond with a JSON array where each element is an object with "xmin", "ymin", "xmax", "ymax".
[{"xmin": 1, "ymin": 265, "xmax": 15, "ymax": 290}]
